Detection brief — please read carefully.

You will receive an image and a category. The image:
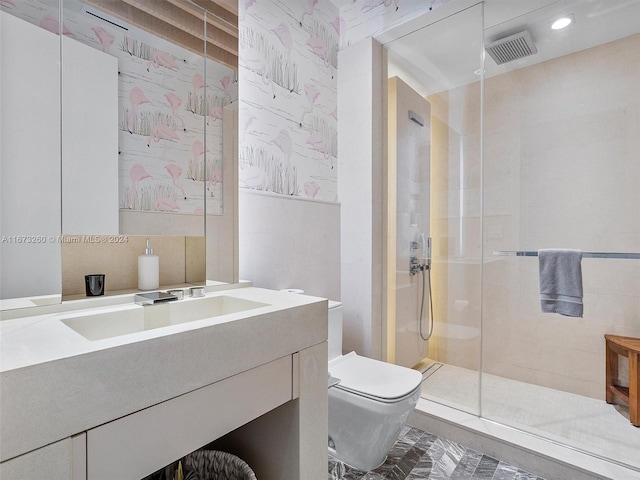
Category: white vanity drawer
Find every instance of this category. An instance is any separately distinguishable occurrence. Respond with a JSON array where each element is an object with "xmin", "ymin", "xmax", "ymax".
[{"xmin": 86, "ymin": 355, "xmax": 293, "ymax": 480}]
